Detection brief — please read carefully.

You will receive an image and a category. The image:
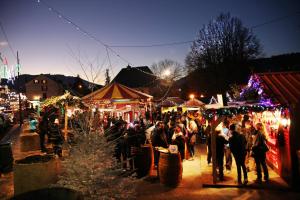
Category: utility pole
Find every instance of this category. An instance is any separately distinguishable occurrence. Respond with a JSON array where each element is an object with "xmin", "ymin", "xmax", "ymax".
[{"xmin": 17, "ymin": 51, "xmax": 23, "ymax": 126}]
